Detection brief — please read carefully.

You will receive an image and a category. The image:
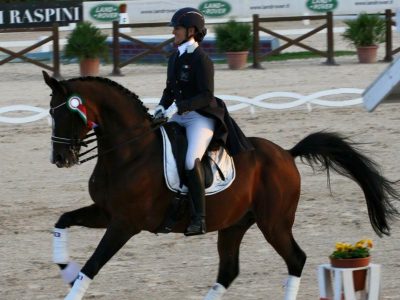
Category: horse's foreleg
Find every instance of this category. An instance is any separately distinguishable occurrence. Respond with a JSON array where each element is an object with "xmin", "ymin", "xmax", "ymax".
[
  {"xmin": 64, "ymin": 220, "xmax": 137, "ymax": 300},
  {"xmin": 204, "ymin": 212, "xmax": 255, "ymax": 300},
  {"xmin": 55, "ymin": 204, "xmax": 110, "ymax": 229},
  {"xmin": 53, "ymin": 204, "xmax": 109, "ymax": 285}
]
